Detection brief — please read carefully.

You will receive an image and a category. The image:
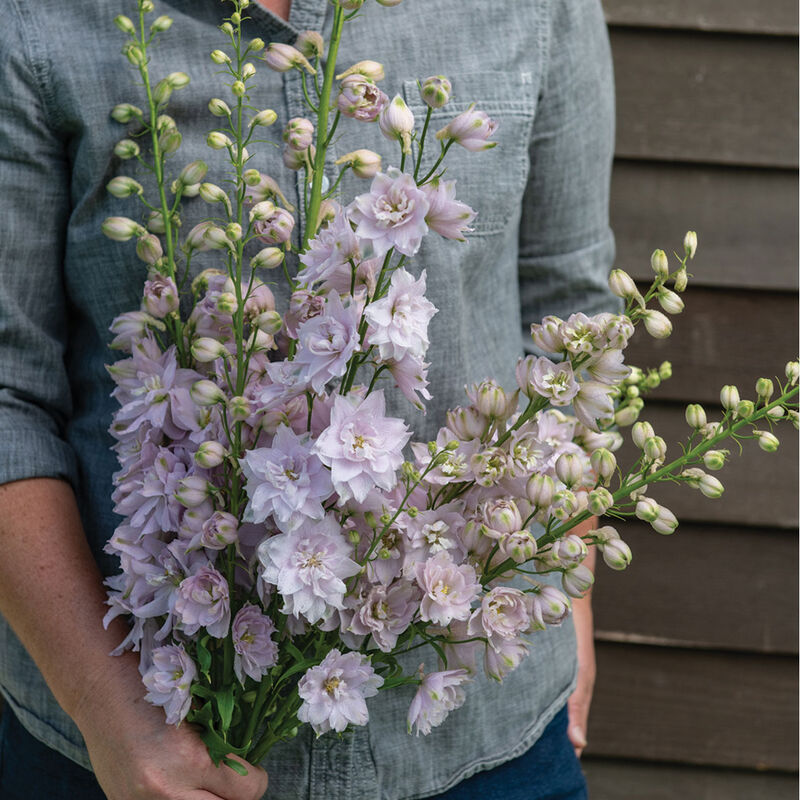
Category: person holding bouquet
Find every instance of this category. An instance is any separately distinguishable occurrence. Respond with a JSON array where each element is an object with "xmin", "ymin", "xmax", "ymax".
[{"xmin": 0, "ymin": 0, "xmax": 616, "ymax": 797}]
